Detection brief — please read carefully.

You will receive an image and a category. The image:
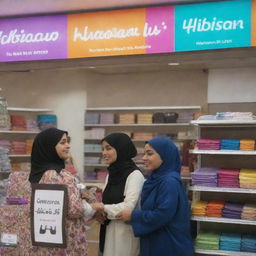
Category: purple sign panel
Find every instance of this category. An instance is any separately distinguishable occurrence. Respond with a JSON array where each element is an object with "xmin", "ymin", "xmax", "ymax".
[{"xmin": 0, "ymin": 15, "xmax": 67, "ymax": 62}]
